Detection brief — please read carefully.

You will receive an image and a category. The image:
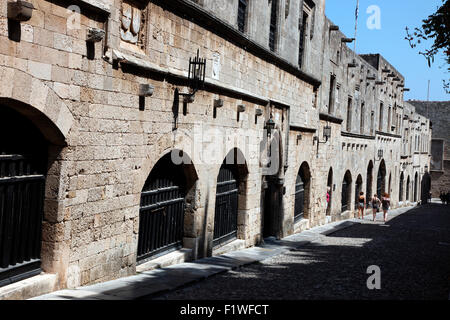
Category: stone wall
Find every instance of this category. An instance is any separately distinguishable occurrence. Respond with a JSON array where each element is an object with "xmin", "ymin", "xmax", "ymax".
[{"xmin": 408, "ymin": 100, "xmax": 450, "ymax": 196}]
